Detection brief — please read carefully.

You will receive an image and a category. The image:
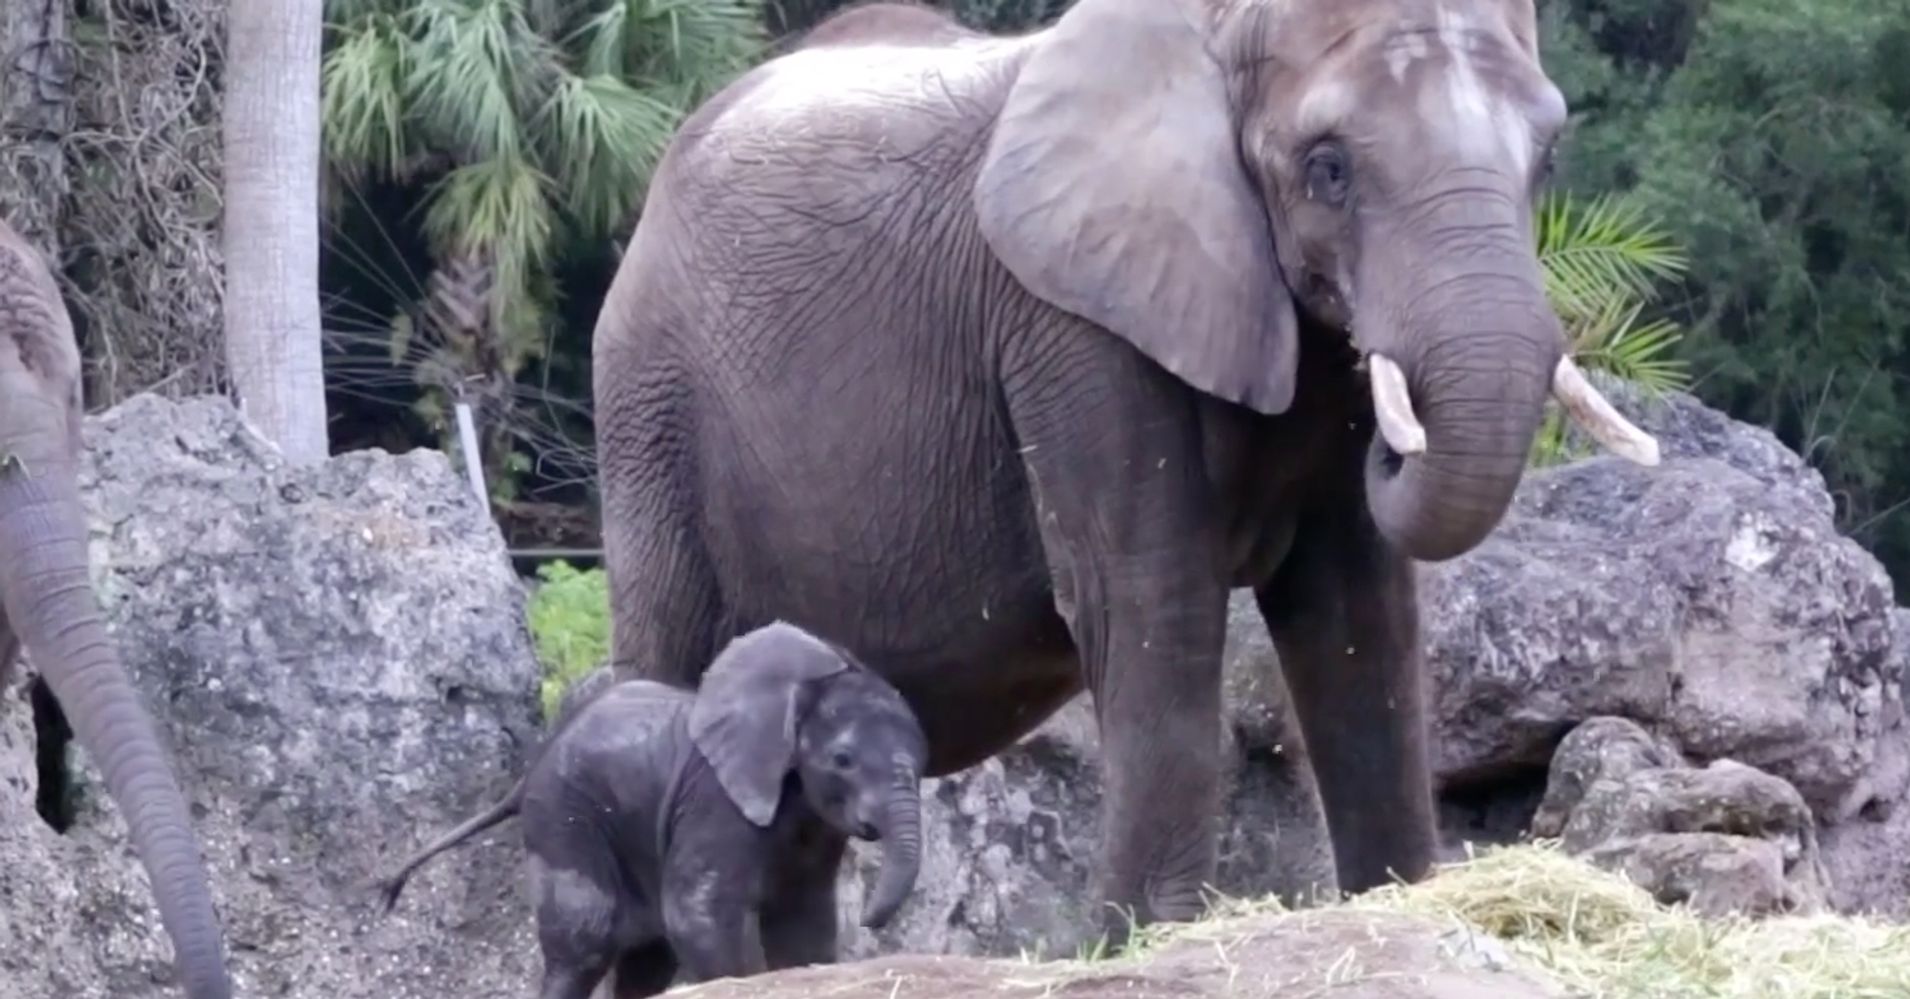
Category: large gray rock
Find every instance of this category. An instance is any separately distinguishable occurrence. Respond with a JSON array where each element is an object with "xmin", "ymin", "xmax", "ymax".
[
  {"xmin": 1216, "ymin": 382, "xmax": 1910, "ymax": 920},
  {"xmin": 1530, "ymin": 716, "xmax": 1829, "ymax": 917},
  {"xmin": 1818, "ymin": 608, "xmax": 1910, "ymax": 918},
  {"xmin": 1422, "ymin": 384, "xmax": 1902, "ymax": 825},
  {"xmin": 0, "ymin": 394, "xmax": 543, "ymax": 997}
]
